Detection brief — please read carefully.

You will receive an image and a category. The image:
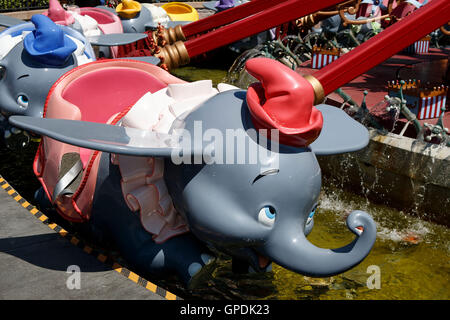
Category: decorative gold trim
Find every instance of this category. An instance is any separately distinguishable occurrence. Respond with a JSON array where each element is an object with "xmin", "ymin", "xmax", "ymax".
[
  {"xmin": 312, "ymin": 45, "xmax": 341, "ymax": 56},
  {"xmin": 157, "ymin": 25, "xmax": 186, "ymax": 45},
  {"xmin": 304, "ymin": 74, "xmax": 325, "ymax": 105},
  {"xmin": 151, "ymin": 31, "xmax": 159, "ymax": 45},
  {"xmin": 167, "ymin": 27, "xmax": 177, "ymax": 44},
  {"xmin": 157, "ymin": 40, "xmax": 190, "ymax": 70},
  {"xmin": 174, "ymin": 25, "xmax": 186, "ymax": 42},
  {"xmin": 387, "ymin": 79, "xmax": 448, "ymax": 98}
]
